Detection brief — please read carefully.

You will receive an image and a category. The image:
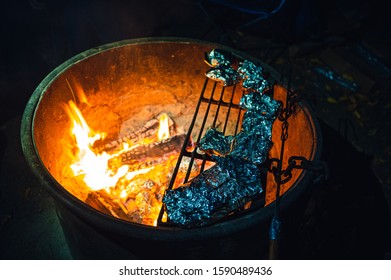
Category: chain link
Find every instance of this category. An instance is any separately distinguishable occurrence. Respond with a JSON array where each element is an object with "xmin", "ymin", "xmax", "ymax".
[{"xmin": 269, "ymin": 85, "xmax": 328, "ymax": 185}]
